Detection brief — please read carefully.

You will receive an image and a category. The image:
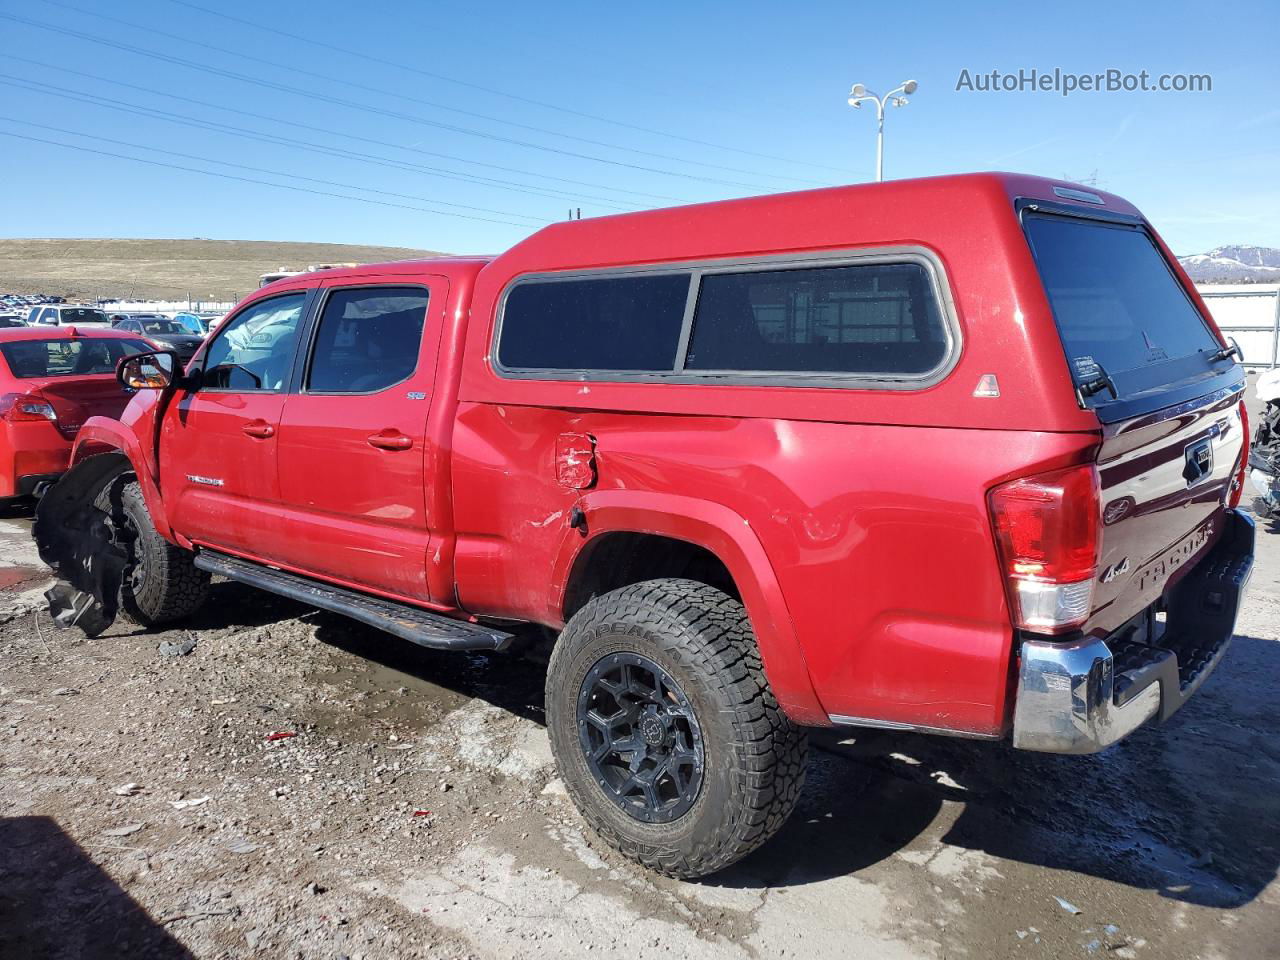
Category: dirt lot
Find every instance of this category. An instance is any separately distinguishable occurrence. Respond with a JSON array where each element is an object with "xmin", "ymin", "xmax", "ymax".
[
  {"xmin": 3, "ymin": 504, "xmax": 1280, "ymax": 959},
  {"xmin": 0, "ymin": 238, "xmax": 443, "ymax": 302}
]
